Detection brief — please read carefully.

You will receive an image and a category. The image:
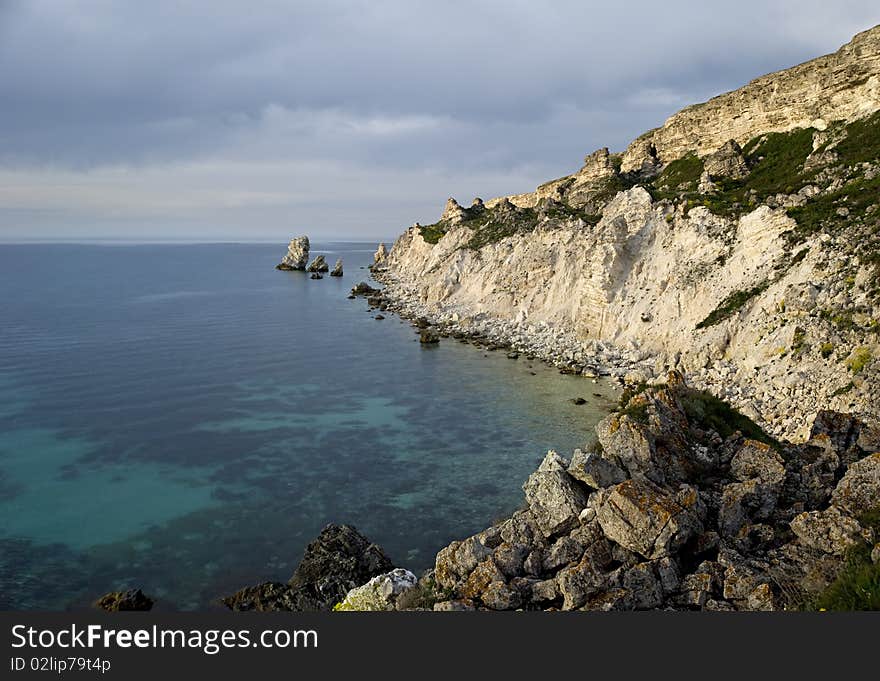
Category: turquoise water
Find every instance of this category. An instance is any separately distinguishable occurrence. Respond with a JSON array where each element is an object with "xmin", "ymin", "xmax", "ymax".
[{"xmin": 0, "ymin": 243, "xmax": 618, "ymax": 610}]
